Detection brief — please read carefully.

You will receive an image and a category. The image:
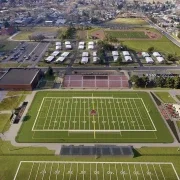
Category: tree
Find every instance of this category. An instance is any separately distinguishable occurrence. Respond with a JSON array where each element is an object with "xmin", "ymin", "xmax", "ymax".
[
  {"xmin": 147, "ymin": 46, "xmax": 154, "ymax": 53},
  {"xmin": 117, "ymin": 56, "xmax": 122, "ymax": 65},
  {"xmin": 165, "ymin": 77, "xmax": 174, "ymax": 88},
  {"xmin": 3, "ymin": 21, "xmax": 10, "ymax": 28},
  {"xmin": 178, "ymin": 32, "xmax": 180, "ymax": 39},
  {"xmin": 47, "ymin": 66, "xmax": 53, "ymax": 76},
  {"xmin": 155, "ymin": 76, "xmax": 166, "ymax": 87},
  {"xmin": 174, "ymin": 76, "xmax": 180, "ymax": 89}
]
